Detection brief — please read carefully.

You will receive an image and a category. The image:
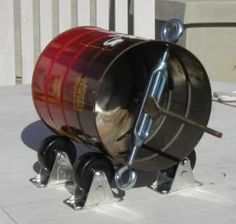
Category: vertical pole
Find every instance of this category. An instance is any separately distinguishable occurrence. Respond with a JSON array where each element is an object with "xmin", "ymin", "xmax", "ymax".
[{"xmin": 133, "ymin": 0, "xmax": 155, "ymax": 39}]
